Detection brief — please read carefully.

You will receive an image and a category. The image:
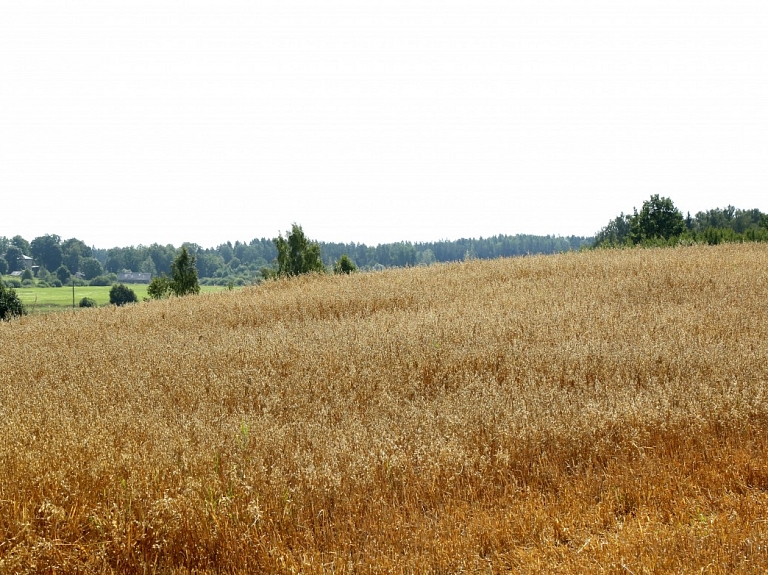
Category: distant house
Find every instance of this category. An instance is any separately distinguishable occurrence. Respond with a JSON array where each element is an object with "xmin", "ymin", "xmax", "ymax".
[
  {"xmin": 20, "ymin": 255, "xmax": 34, "ymax": 269},
  {"xmin": 117, "ymin": 271, "xmax": 152, "ymax": 284}
]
